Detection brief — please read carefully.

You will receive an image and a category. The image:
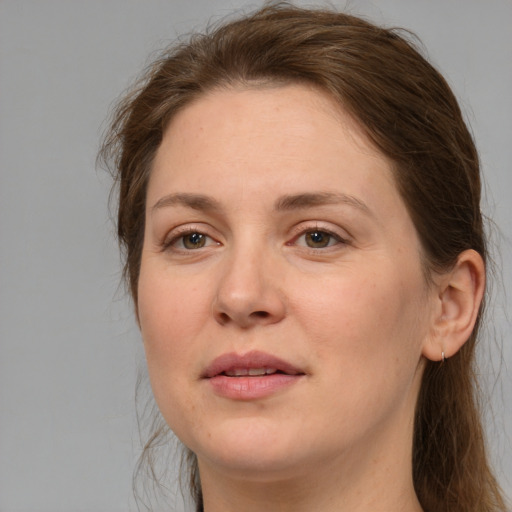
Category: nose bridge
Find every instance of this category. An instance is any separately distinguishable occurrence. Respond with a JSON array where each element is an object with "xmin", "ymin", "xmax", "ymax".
[{"xmin": 213, "ymin": 232, "xmax": 285, "ymax": 327}]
